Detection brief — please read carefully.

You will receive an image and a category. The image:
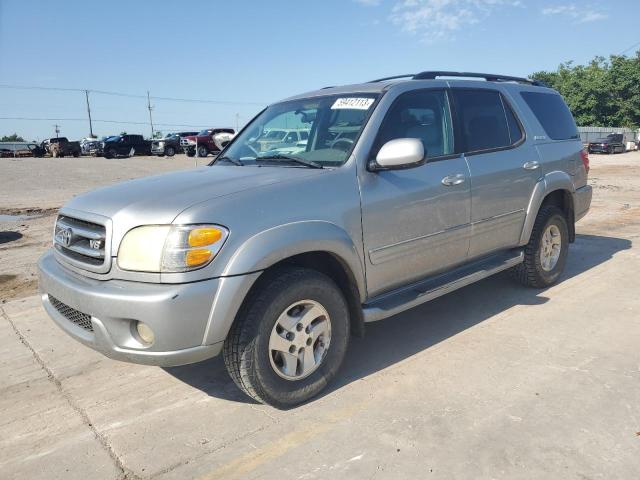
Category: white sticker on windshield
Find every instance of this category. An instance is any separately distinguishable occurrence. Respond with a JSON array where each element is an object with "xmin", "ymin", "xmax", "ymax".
[{"xmin": 331, "ymin": 97, "xmax": 375, "ymax": 110}]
